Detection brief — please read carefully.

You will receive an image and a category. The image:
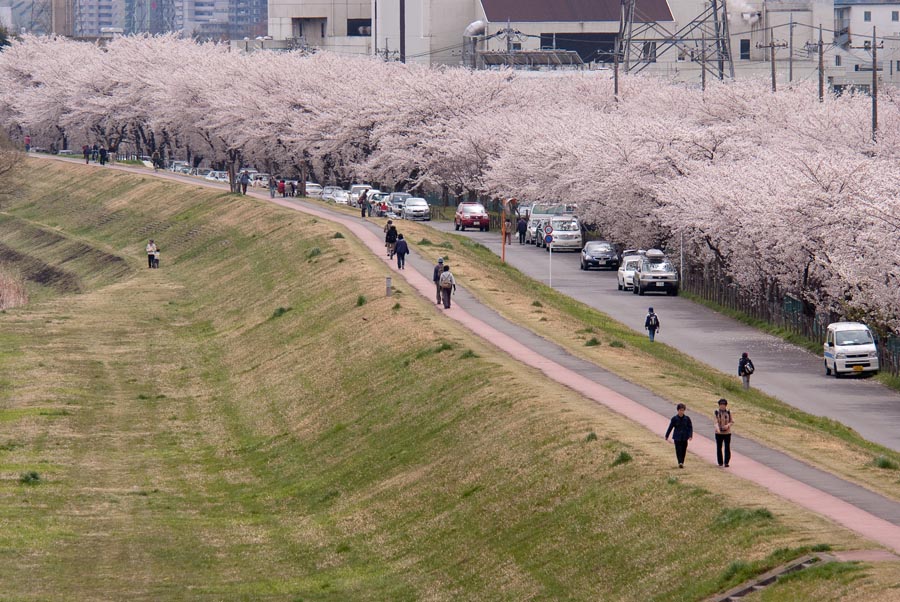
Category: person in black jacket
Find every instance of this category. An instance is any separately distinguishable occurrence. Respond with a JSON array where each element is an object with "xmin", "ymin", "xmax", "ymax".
[
  {"xmin": 738, "ymin": 352, "xmax": 755, "ymax": 390},
  {"xmin": 665, "ymin": 403, "xmax": 693, "ymax": 468},
  {"xmin": 516, "ymin": 216, "xmax": 528, "ymax": 244},
  {"xmin": 385, "ymin": 221, "xmax": 398, "ymax": 258},
  {"xmin": 645, "ymin": 307, "xmax": 660, "ymax": 341},
  {"xmin": 395, "ymin": 234, "xmax": 409, "ymax": 269}
]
